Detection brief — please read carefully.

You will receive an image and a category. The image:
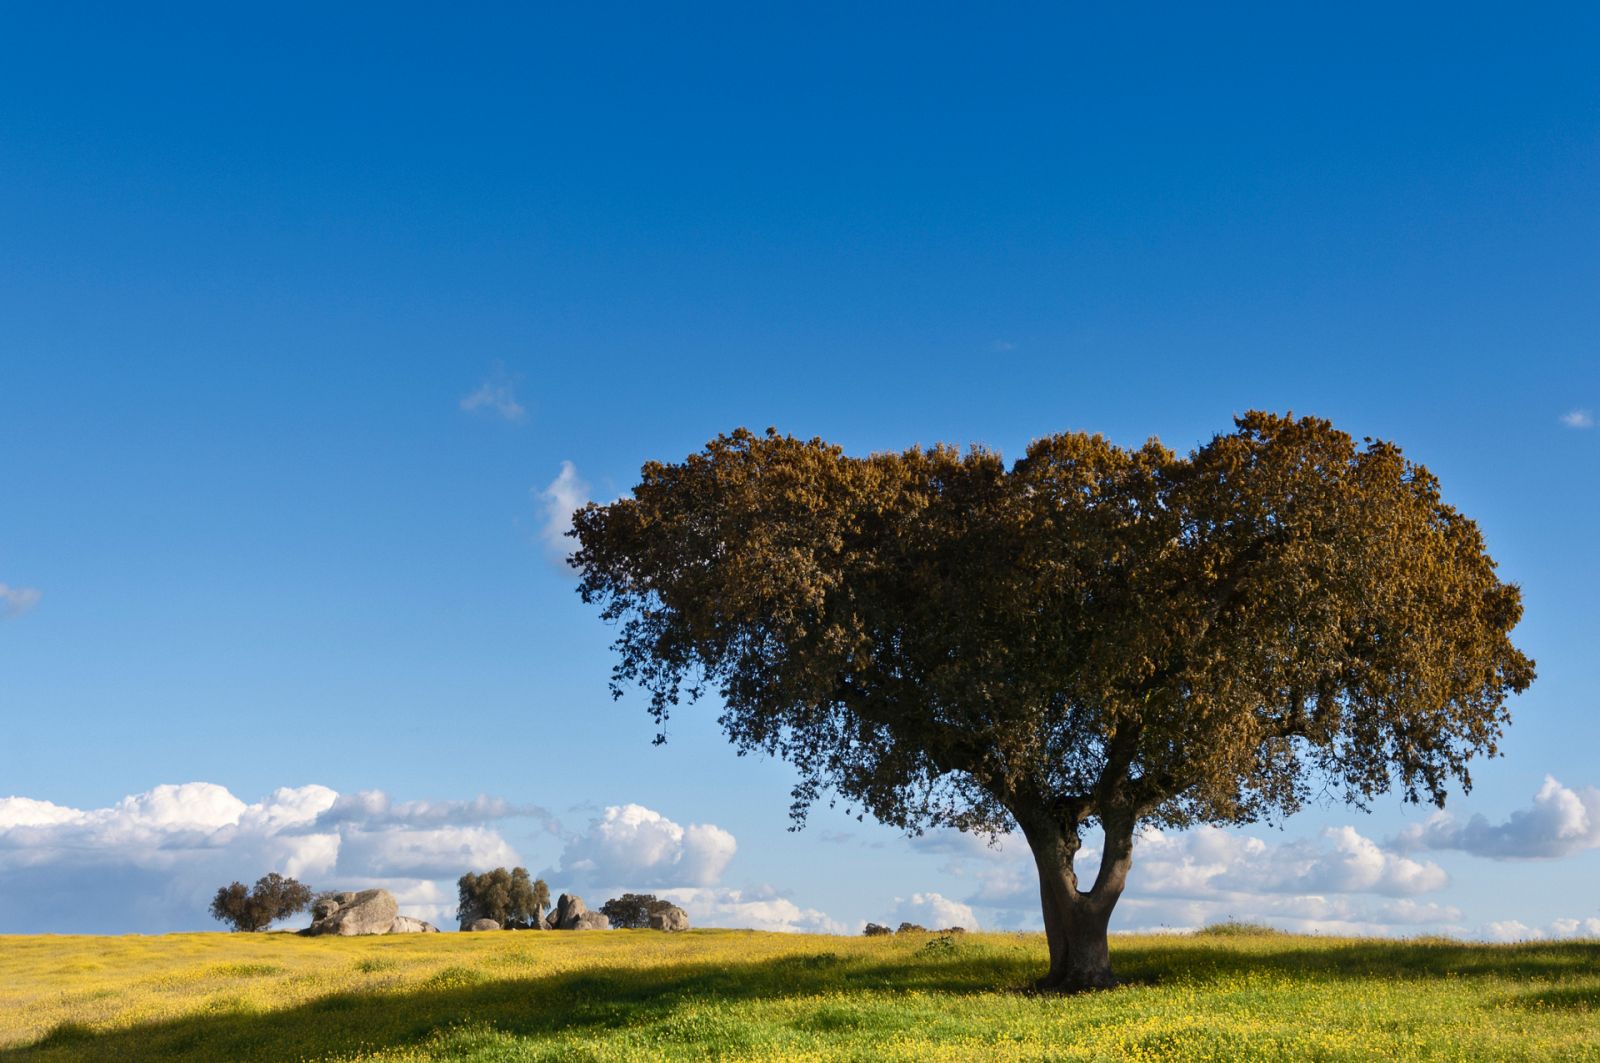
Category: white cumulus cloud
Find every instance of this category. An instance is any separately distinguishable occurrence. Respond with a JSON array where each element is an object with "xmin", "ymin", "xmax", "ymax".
[
  {"xmin": 1391, "ymin": 776, "xmax": 1600, "ymax": 860},
  {"xmin": 658, "ymin": 885, "xmax": 852, "ymax": 934},
  {"xmin": 540, "ymin": 805, "xmax": 847, "ymax": 933},
  {"xmin": 336, "ymin": 826, "xmax": 519, "ymax": 880},
  {"xmin": 537, "ymin": 461, "xmax": 591, "ymax": 564},
  {"xmin": 1560, "ymin": 409, "xmax": 1595, "ymax": 429},
  {"xmin": 1486, "ymin": 917, "xmax": 1600, "ymax": 941},
  {"xmin": 548, "ymin": 803, "xmax": 736, "ymax": 889},
  {"xmin": 1211, "ymin": 825, "xmax": 1448, "ymax": 896},
  {"xmin": 933, "ymin": 820, "xmax": 1452, "ymax": 936},
  {"xmin": 891, "ymin": 892, "xmax": 978, "ymax": 931},
  {"xmin": 0, "ymin": 782, "xmax": 544, "ymax": 933}
]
